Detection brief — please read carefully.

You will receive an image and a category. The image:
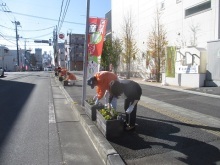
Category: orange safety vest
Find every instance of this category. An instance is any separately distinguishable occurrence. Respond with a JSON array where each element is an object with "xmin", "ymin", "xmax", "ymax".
[
  {"xmin": 67, "ymin": 73, "xmax": 76, "ymax": 80},
  {"xmin": 94, "ymin": 71, "xmax": 117, "ymax": 99},
  {"xmin": 60, "ymin": 68, "xmax": 67, "ymax": 76}
]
